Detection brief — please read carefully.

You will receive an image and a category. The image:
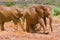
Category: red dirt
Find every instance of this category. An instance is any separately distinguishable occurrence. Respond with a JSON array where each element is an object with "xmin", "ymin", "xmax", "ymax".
[{"xmin": 0, "ymin": 18, "xmax": 60, "ymax": 40}]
